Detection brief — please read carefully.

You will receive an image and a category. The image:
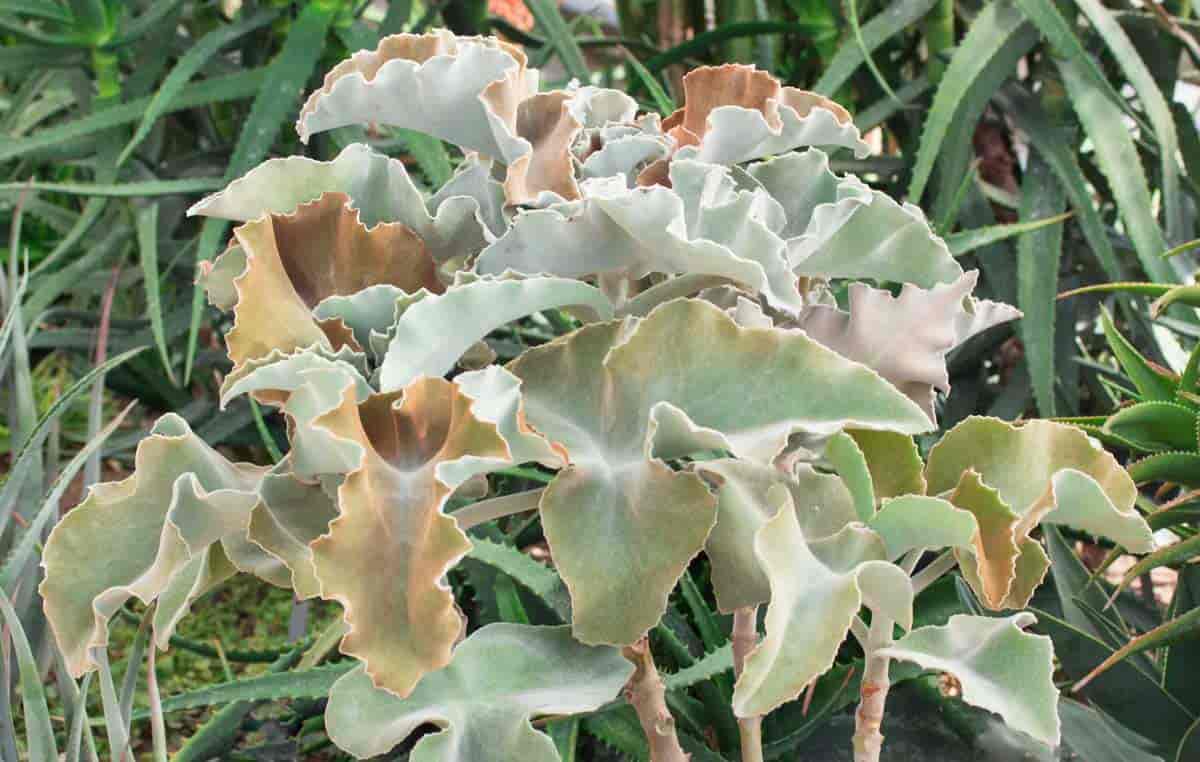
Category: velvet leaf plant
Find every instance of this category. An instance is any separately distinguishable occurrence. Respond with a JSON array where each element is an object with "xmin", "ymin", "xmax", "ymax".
[{"xmin": 38, "ymin": 29, "xmax": 1156, "ymax": 762}]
